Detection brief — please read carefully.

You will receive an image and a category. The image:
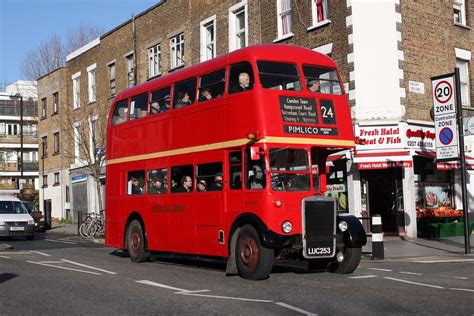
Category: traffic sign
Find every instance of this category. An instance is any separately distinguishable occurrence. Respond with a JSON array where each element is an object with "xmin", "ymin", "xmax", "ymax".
[{"xmin": 432, "ymin": 74, "xmax": 459, "ymax": 160}]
